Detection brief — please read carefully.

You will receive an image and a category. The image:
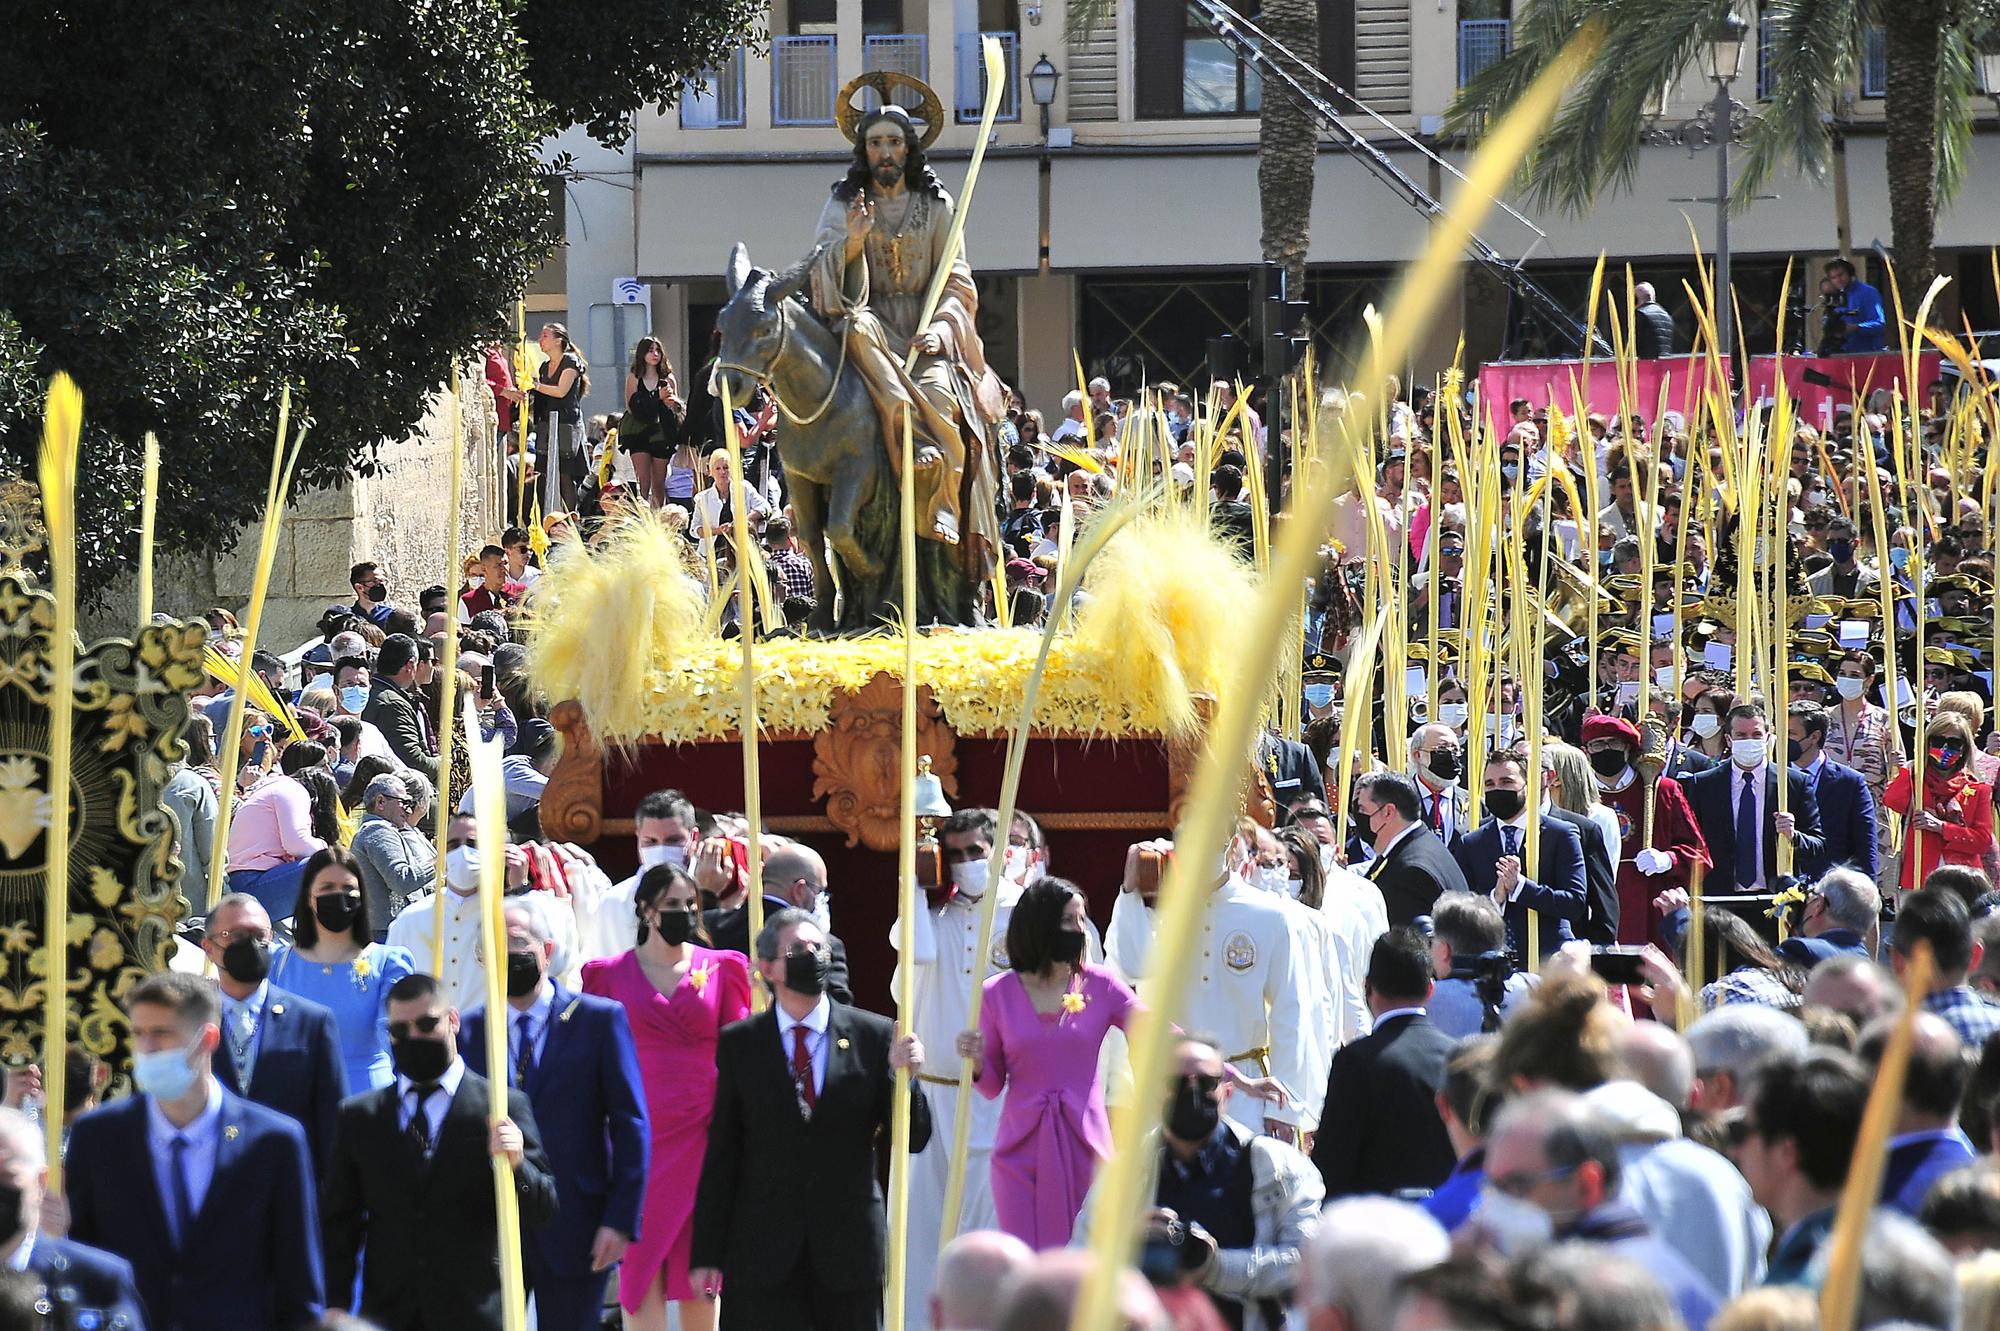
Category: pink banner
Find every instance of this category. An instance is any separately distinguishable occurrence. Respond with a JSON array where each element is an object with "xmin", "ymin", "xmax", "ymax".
[
  {"xmin": 1742, "ymin": 351, "xmax": 1942, "ymax": 428},
  {"xmin": 1476, "ymin": 351, "xmax": 1943, "ymax": 432},
  {"xmin": 1475, "ymin": 356, "xmax": 1710, "ymax": 426}
]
